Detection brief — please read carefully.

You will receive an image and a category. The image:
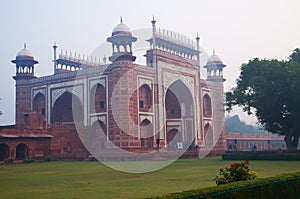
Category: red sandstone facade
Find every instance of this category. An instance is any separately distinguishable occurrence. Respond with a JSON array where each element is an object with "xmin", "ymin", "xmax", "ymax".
[{"xmin": 0, "ymin": 18, "xmax": 227, "ymax": 161}]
